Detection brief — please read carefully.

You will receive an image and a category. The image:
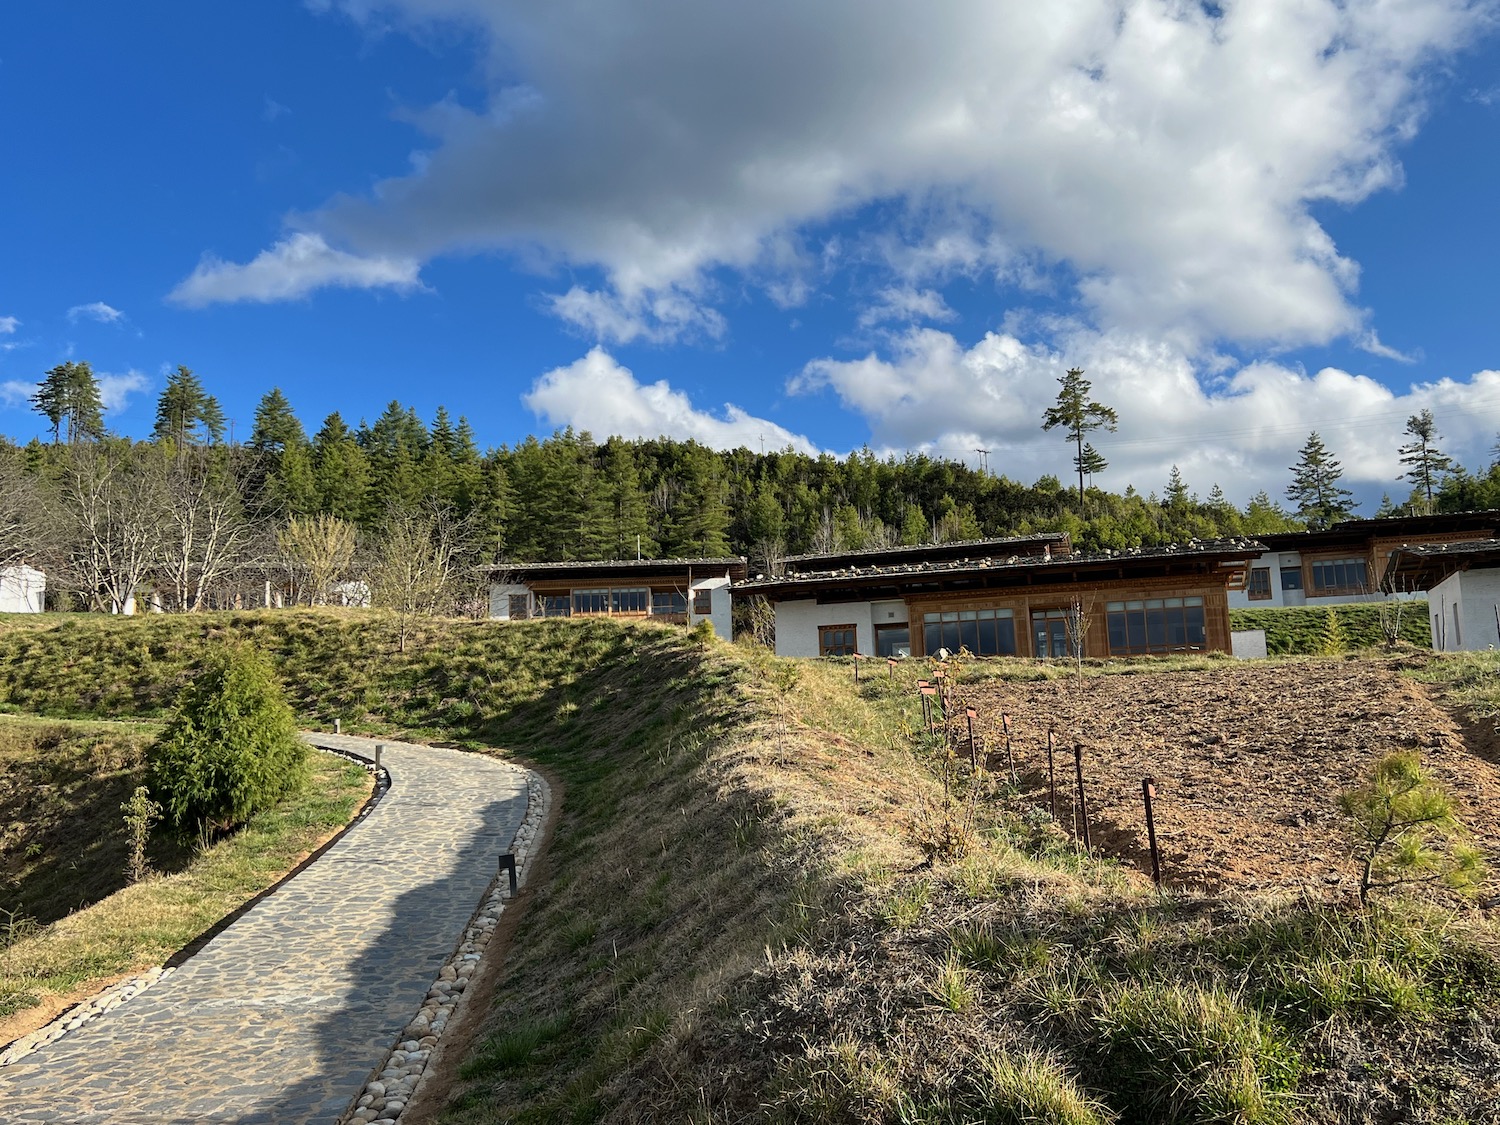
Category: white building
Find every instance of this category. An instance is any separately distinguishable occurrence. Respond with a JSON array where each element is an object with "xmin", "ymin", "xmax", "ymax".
[
  {"xmin": 1385, "ymin": 539, "xmax": 1500, "ymax": 652},
  {"xmin": 0, "ymin": 564, "xmax": 46, "ymax": 613},
  {"xmin": 1227, "ymin": 513, "xmax": 1500, "ymax": 610},
  {"xmin": 488, "ymin": 557, "xmax": 745, "ymax": 642}
]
